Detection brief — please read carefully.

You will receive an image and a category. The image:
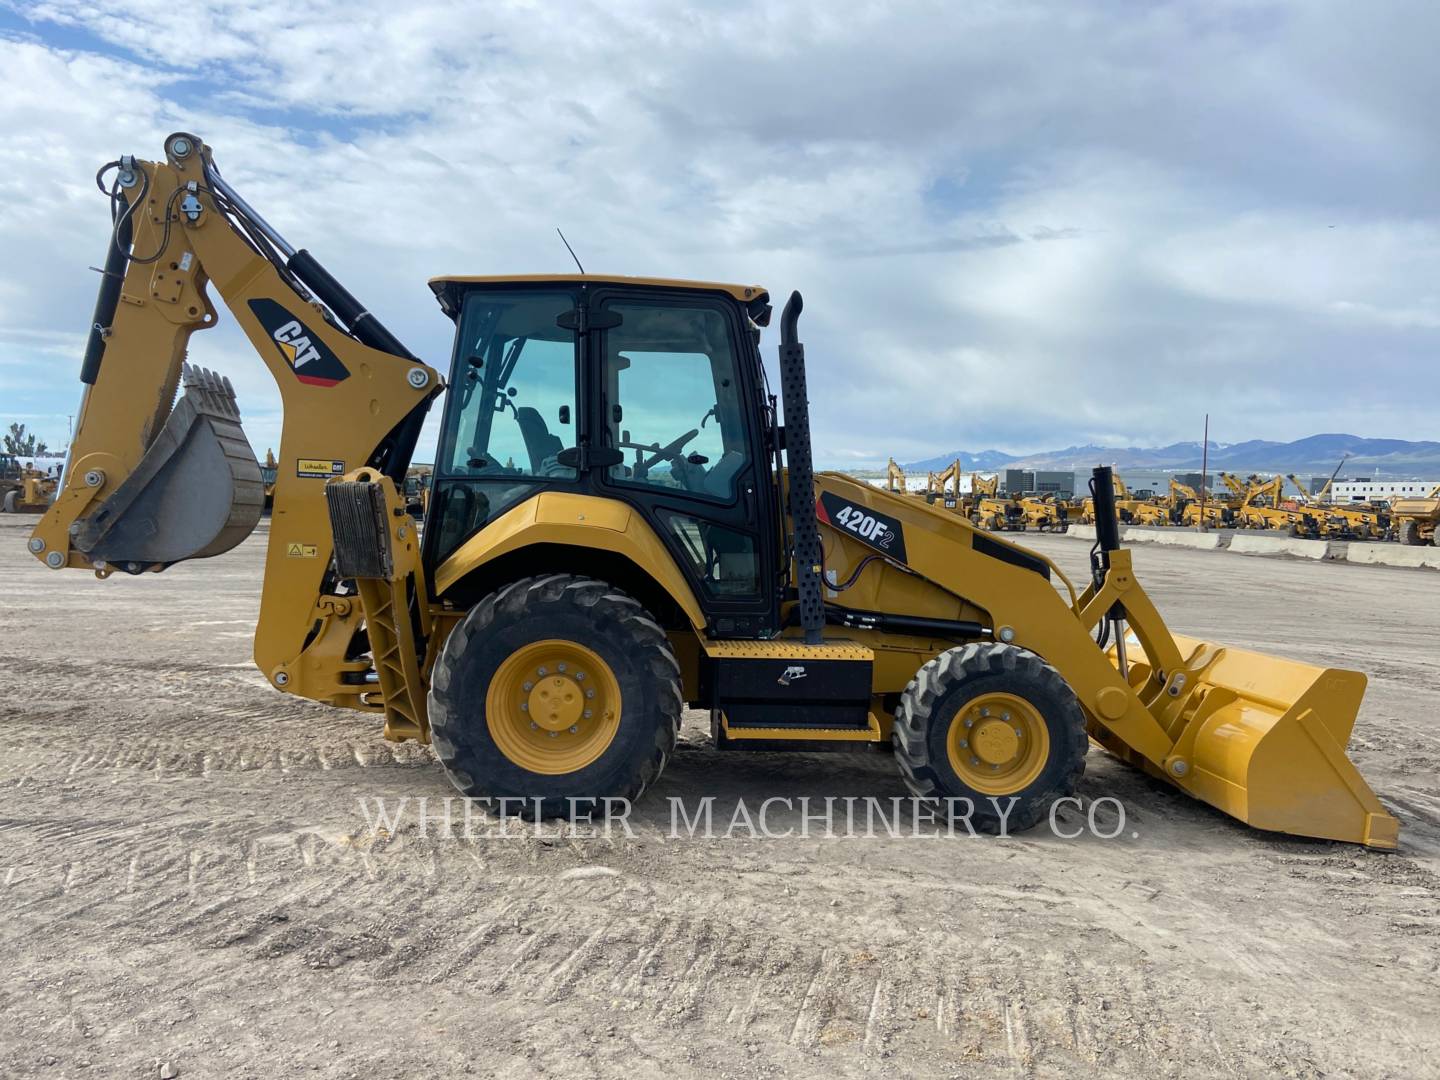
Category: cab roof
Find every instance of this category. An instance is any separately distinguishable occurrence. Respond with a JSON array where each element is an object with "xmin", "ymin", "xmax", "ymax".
[{"xmin": 427, "ymin": 274, "xmax": 769, "ymax": 319}]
